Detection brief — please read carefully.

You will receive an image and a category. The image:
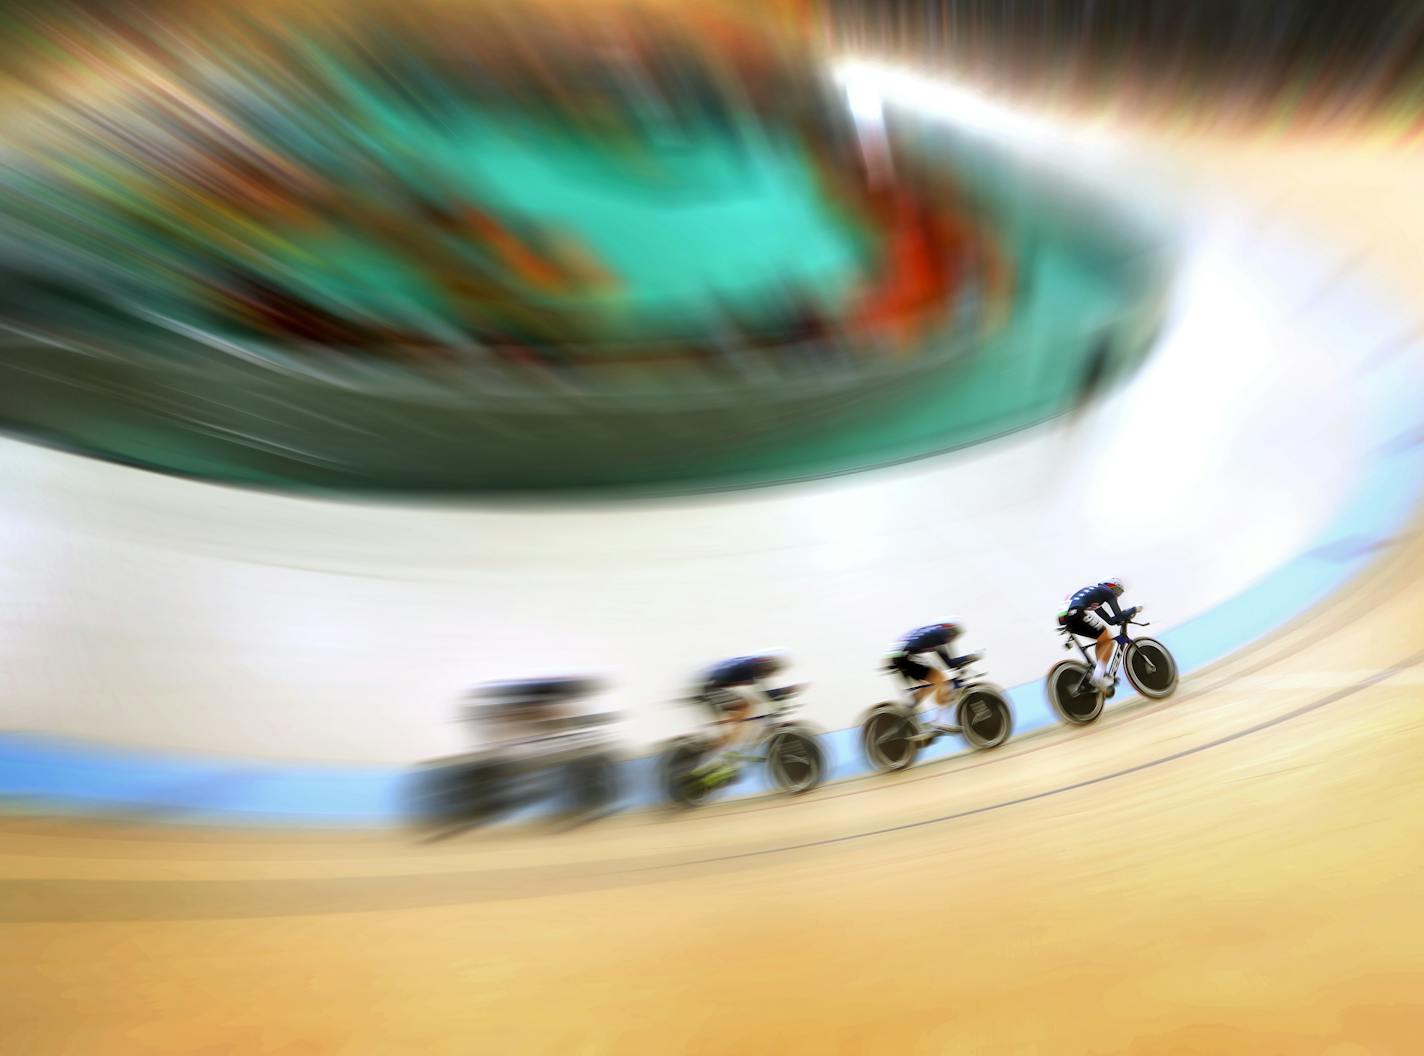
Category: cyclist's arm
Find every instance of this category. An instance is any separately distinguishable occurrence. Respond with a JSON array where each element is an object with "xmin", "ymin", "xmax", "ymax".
[
  {"xmin": 1102, "ymin": 595, "xmax": 1125, "ymax": 624},
  {"xmin": 934, "ymin": 646, "xmax": 953, "ymax": 667}
]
